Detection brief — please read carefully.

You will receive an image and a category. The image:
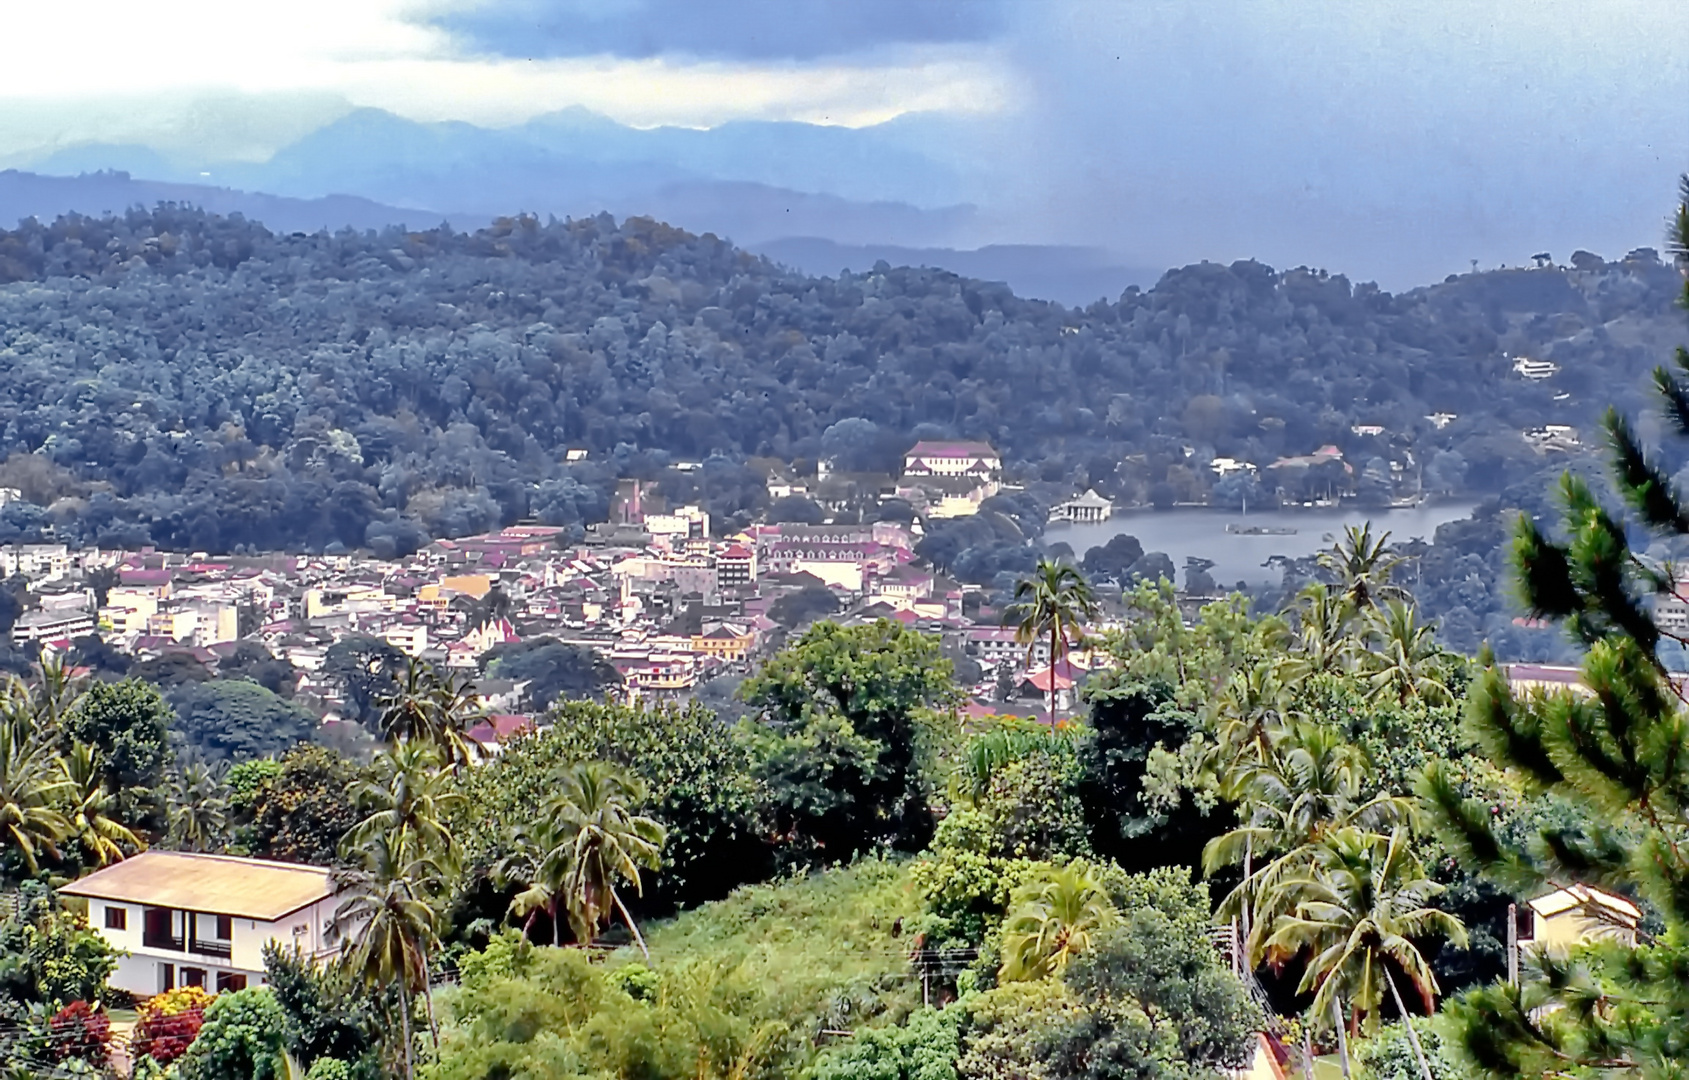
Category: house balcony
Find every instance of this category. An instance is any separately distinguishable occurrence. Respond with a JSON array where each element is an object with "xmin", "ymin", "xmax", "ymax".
[
  {"xmin": 142, "ymin": 928, "xmax": 184, "ymax": 951},
  {"xmin": 143, "ymin": 906, "xmax": 232, "ymax": 957},
  {"xmin": 189, "ymin": 935, "xmax": 233, "ymax": 959}
]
